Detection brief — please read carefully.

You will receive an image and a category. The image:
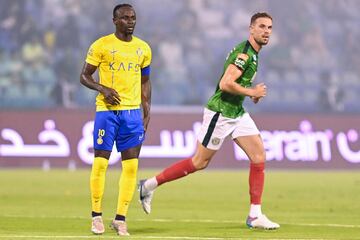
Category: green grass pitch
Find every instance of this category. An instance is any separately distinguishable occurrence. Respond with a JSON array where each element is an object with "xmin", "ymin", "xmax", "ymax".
[{"xmin": 0, "ymin": 169, "xmax": 359, "ymax": 239}]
